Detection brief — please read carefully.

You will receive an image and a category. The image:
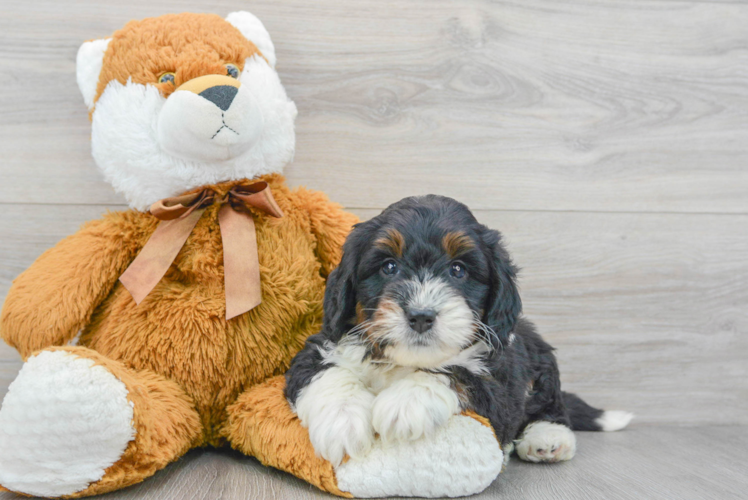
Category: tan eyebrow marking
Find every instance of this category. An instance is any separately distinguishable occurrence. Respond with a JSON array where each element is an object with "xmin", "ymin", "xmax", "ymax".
[
  {"xmin": 374, "ymin": 228, "xmax": 405, "ymax": 257},
  {"xmin": 442, "ymin": 231, "xmax": 475, "ymax": 258}
]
